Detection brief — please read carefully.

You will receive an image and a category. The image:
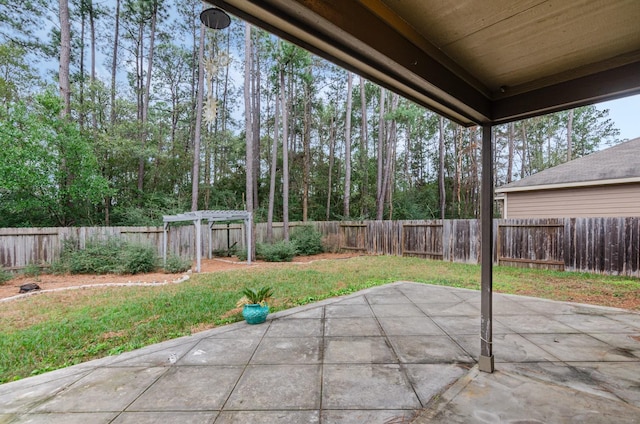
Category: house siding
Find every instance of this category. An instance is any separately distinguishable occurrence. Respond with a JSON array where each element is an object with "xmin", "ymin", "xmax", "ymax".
[{"xmin": 503, "ymin": 183, "xmax": 640, "ymax": 218}]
